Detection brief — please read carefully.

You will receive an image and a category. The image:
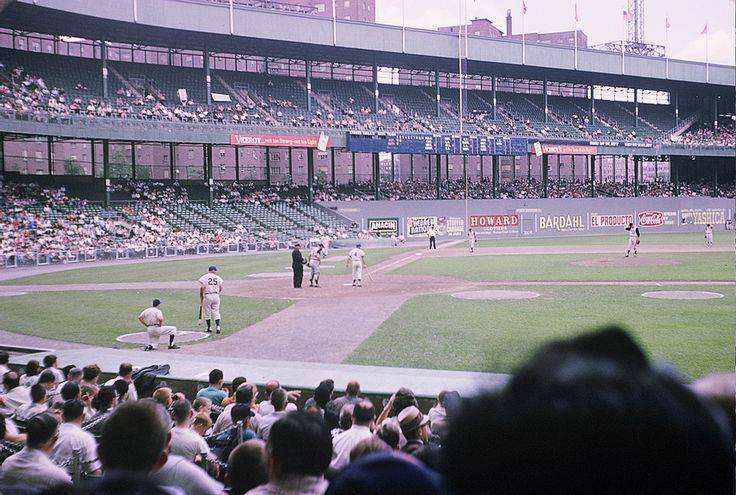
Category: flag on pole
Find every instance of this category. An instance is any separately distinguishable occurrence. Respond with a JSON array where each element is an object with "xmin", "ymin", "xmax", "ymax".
[
  {"xmin": 665, "ymin": 17, "xmax": 671, "ymax": 29},
  {"xmin": 574, "ymin": 2, "xmax": 579, "ymax": 23},
  {"xmin": 700, "ymin": 24, "xmax": 708, "ymax": 35},
  {"xmin": 623, "ymin": 10, "xmax": 632, "ymax": 22},
  {"xmin": 522, "ymin": 0, "xmax": 527, "ymax": 14}
]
